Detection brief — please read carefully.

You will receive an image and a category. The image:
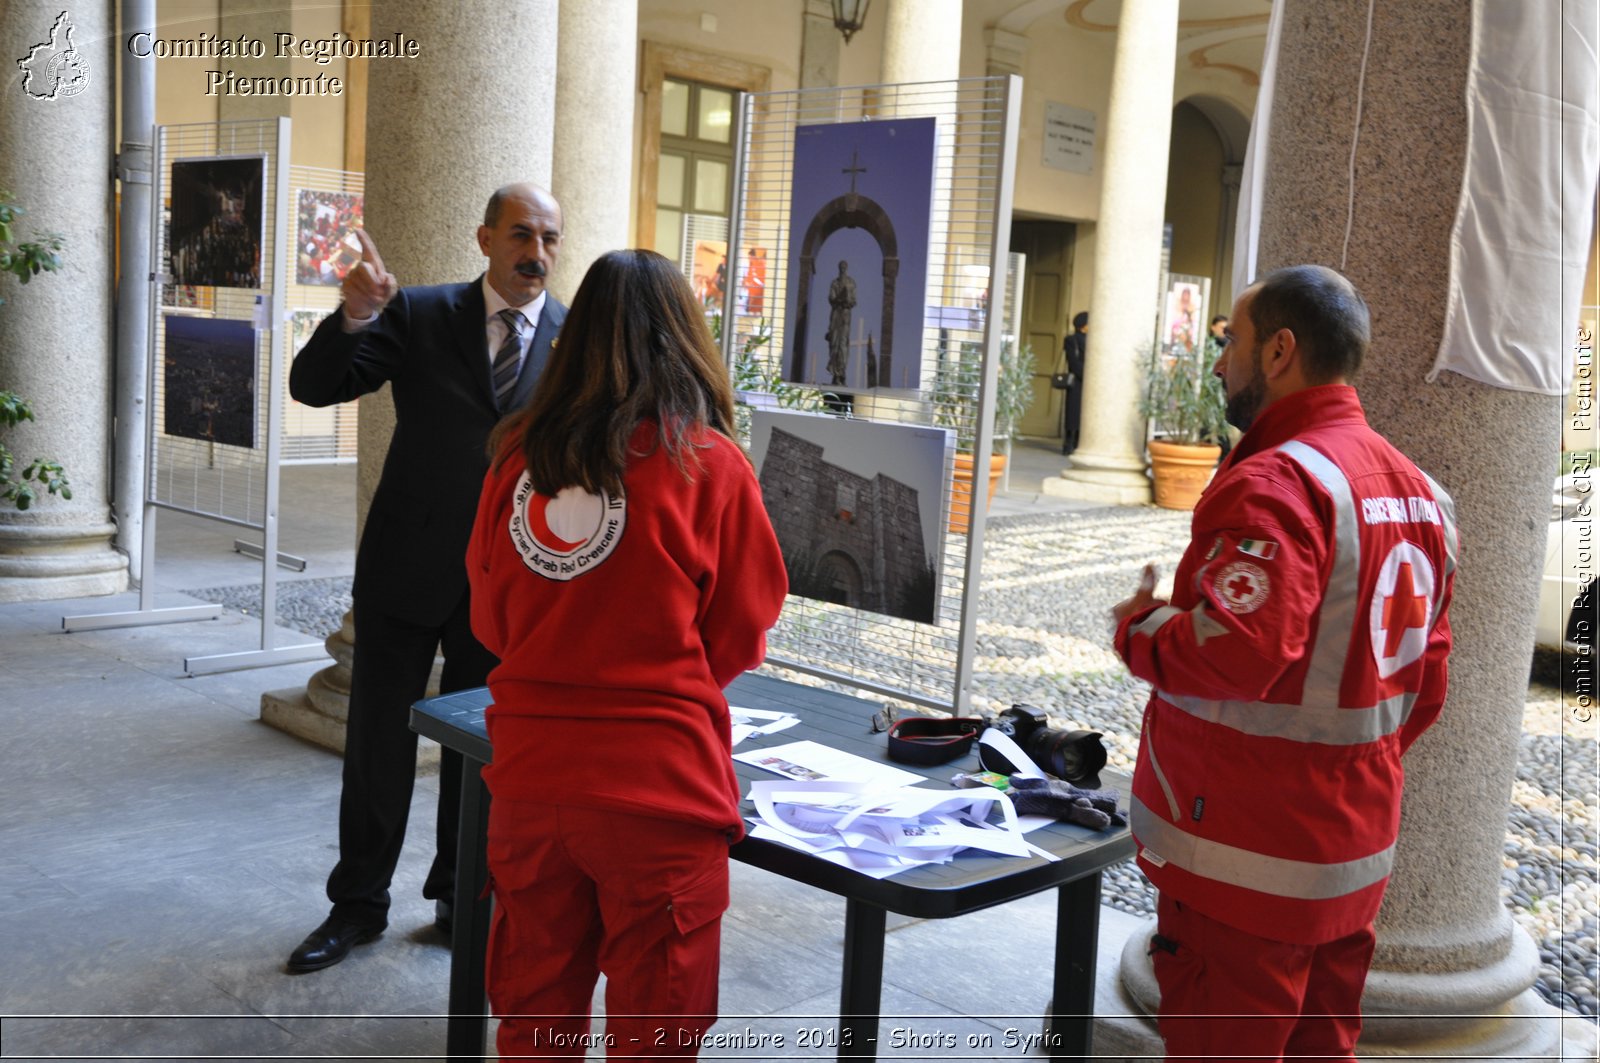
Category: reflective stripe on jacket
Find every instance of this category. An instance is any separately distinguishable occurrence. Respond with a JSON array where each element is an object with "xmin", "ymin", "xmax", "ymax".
[{"xmin": 1117, "ymin": 385, "xmax": 1456, "ymax": 945}]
